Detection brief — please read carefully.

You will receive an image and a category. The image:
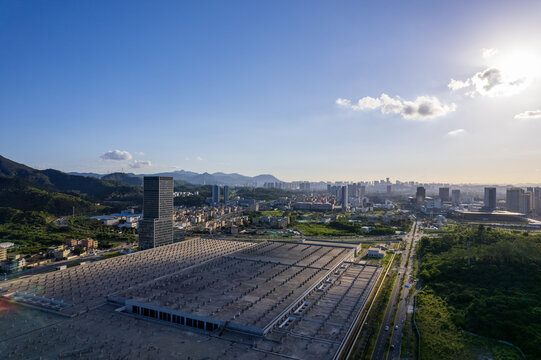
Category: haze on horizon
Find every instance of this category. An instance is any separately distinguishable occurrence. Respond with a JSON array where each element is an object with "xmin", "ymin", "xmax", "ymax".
[{"xmin": 1, "ymin": 1, "xmax": 541, "ymax": 184}]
